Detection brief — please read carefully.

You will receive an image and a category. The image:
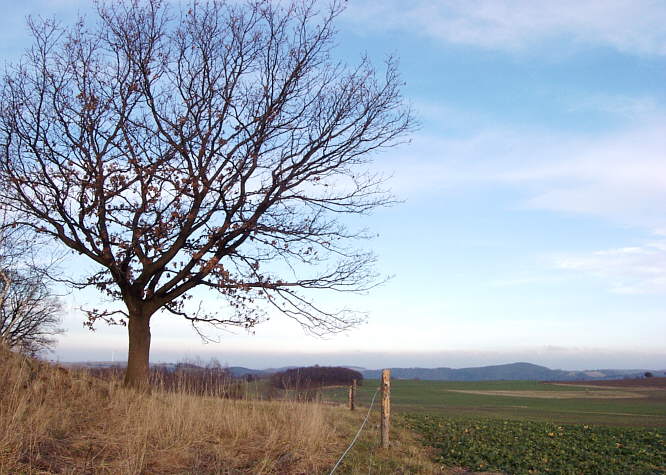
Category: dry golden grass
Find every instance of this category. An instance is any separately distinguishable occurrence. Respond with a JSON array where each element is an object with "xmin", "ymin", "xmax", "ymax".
[
  {"xmin": 0, "ymin": 345, "xmax": 446, "ymax": 474},
  {"xmin": 0, "ymin": 345, "xmax": 345, "ymax": 473},
  {"xmin": 331, "ymin": 412, "xmax": 448, "ymax": 474}
]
